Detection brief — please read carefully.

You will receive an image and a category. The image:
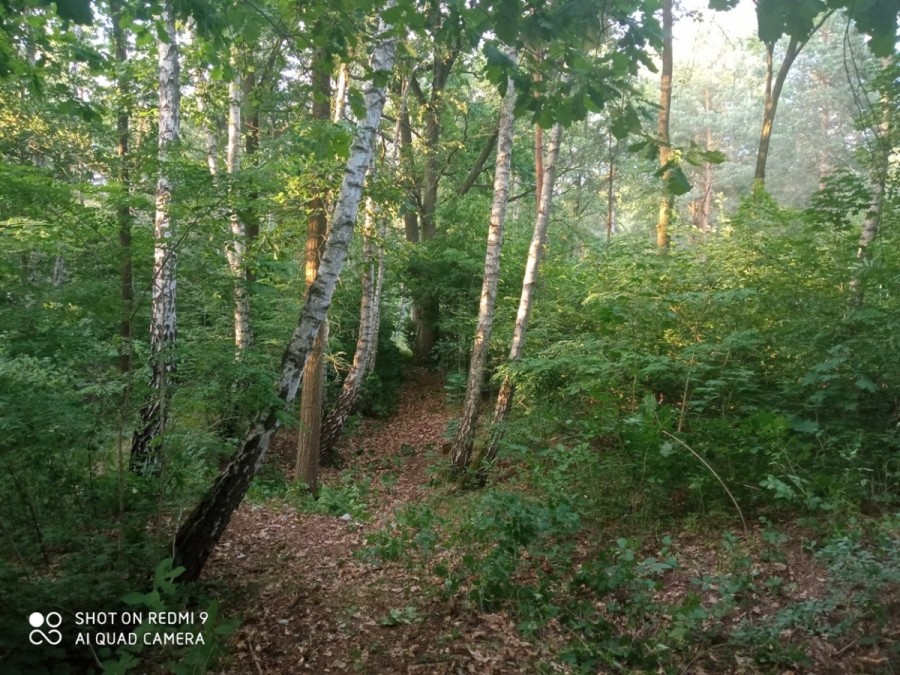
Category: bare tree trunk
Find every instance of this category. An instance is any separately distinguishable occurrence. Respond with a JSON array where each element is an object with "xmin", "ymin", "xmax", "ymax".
[
  {"xmin": 111, "ymin": 0, "xmax": 133, "ymax": 375},
  {"xmin": 697, "ymin": 87, "xmax": 714, "ymax": 233},
  {"xmin": 242, "ymin": 69, "xmax": 262, "ymax": 285},
  {"xmin": 656, "ymin": 0, "xmax": 674, "ymax": 251},
  {"xmin": 534, "ymin": 125, "xmax": 544, "ymax": 215},
  {"xmin": 295, "ymin": 50, "xmax": 332, "ymax": 494},
  {"xmin": 456, "ymin": 125, "xmax": 499, "ymax": 197},
  {"xmin": 606, "ymin": 129, "xmax": 616, "ymax": 241},
  {"xmin": 333, "ymin": 62, "xmax": 350, "ymax": 123},
  {"xmin": 172, "ymin": 23, "xmax": 396, "ymax": 582},
  {"xmin": 482, "ymin": 124, "xmax": 563, "ymax": 468},
  {"xmin": 409, "ymin": 52, "xmax": 457, "ymax": 362},
  {"xmin": 450, "ymin": 66, "xmax": 517, "ymax": 472},
  {"xmin": 366, "ymin": 230, "xmax": 386, "ymax": 378},
  {"xmin": 398, "ymin": 77, "xmax": 420, "ymax": 244},
  {"xmin": 225, "ymin": 61, "xmax": 251, "ymax": 351},
  {"xmin": 130, "ymin": 0, "xmax": 179, "ymax": 474},
  {"xmin": 195, "ymin": 70, "xmax": 219, "ymax": 176},
  {"xmin": 319, "ymin": 191, "xmax": 381, "ymax": 457},
  {"xmin": 754, "ymin": 35, "xmax": 808, "ymax": 184}
]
